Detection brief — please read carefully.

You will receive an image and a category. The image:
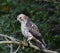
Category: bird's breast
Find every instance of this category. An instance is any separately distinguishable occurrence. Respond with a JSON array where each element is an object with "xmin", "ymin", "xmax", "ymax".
[{"xmin": 21, "ymin": 24, "xmax": 29, "ymax": 38}]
